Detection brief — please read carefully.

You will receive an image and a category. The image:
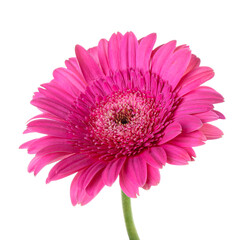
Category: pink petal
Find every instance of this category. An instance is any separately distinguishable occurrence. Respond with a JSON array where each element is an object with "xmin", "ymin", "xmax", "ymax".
[
  {"xmin": 29, "ymin": 152, "xmax": 70, "ymax": 175},
  {"xmin": 75, "ymin": 45, "xmax": 104, "ymax": 82},
  {"xmin": 136, "ymin": 33, "xmax": 157, "ymax": 73},
  {"xmin": 140, "ymin": 150, "xmax": 162, "ymax": 169},
  {"xmin": 169, "ymin": 130, "xmax": 206, "ymax": 147},
  {"xmin": 143, "ymin": 165, "xmax": 160, "ymax": 190},
  {"xmin": 88, "ymin": 46, "xmax": 100, "ymax": 65},
  {"xmin": 148, "ymin": 147, "xmax": 167, "ymax": 166},
  {"xmin": 70, "ymin": 171, "xmax": 102, "ymax": 206},
  {"xmin": 213, "ymin": 110, "xmax": 225, "ymax": 119},
  {"xmin": 85, "ymin": 170, "xmax": 105, "ymax": 197},
  {"xmin": 119, "ymin": 156, "xmax": 147, "ymax": 198},
  {"xmin": 53, "ymin": 68, "xmax": 85, "ymax": 92},
  {"xmin": 102, "ymin": 157, "xmax": 126, "ymax": 186},
  {"xmin": 163, "ymin": 144, "xmax": 191, "ymax": 165},
  {"xmin": 158, "ymin": 122, "xmax": 182, "ymax": 145},
  {"xmin": 160, "ymin": 48, "xmax": 191, "ymax": 89},
  {"xmin": 25, "ymin": 136, "xmax": 69, "ymax": 154},
  {"xmin": 200, "ymin": 123, "xmax": 223, "ymax": 140},
  {"xmin": 24, "ymin": 119, "xmax": 68, "ymax": 137},
  {"xmin": 31, "ymin": 98, "xmax": 70, "ymax": 119},
  {"xmin": 120, "ymin": 32, "xmax": 138, "ymax": 70},
  {"xmin": 131, "ymin": 155, "xmax": 147, "ymax": 186},
  {"xmin": 183, "ymin": 54, "xmax": 200, "ymax": 75},
  {"xmin": 194, "ymin": 110, "xmax": 220, "ymax": 123},
  {"xmin": 108, "ymin": 33, "xmax": 122, "ymax": 72},
  {"xmin": 182, "ymin": 86, "xmax": 224, "ymax": 104},
  {"xmin": 46, "ymin": 154, "xmax": 93, "ymax": 183},
  {"xmin": 98, "ymin": 39, "xmax": 110, "ymax": 75},
  {"xmin": 175, "ymin": 115, "xmax": 203, "ymax": 133},
  {"xmin": 177, "ymin": 67, "xmax": 215, "ymax": 96},
  {"xmin": 174, "ymin": 101, "xmax": 213, "ymax": 116},
  {"xmin": 151, "ymin": 40, "xmax": 177, "ymax": 75}
]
